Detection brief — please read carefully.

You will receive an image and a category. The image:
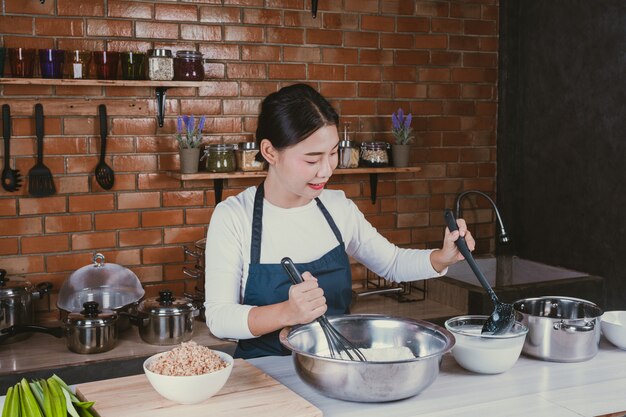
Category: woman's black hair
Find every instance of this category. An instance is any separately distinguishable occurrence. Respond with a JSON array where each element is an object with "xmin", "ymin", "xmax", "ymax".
[{"xmin": 255, "ymin": 83, "xmax": 339, "ymax": 162}]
